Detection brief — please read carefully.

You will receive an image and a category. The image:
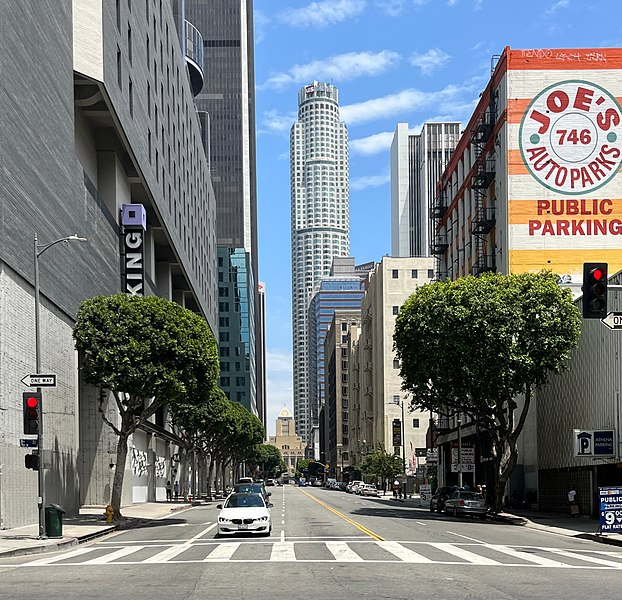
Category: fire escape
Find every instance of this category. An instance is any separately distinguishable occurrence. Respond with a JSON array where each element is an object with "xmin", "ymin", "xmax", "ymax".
[
  {"xmin": 430, "ymin": 188, "xmax": 450, "ymax": 280},
  {"xmin": 469, "ymin": 93, "xmax": 497, "ymax": 276}
]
